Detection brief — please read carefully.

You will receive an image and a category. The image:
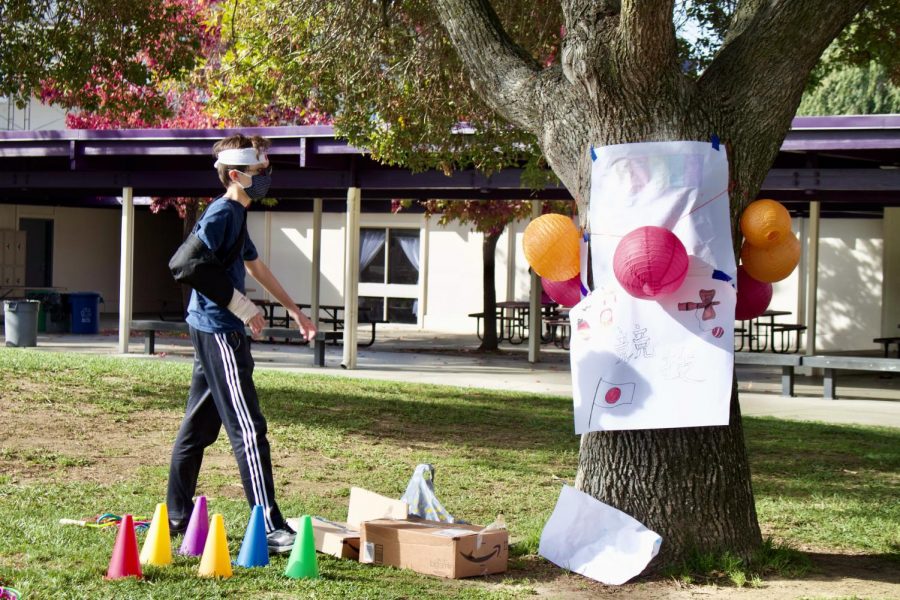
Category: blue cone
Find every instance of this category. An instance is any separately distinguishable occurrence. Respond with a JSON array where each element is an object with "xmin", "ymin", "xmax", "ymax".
[{"xmin": 235, "ymin": 505, "xmax": 269, "ymax": 568}]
